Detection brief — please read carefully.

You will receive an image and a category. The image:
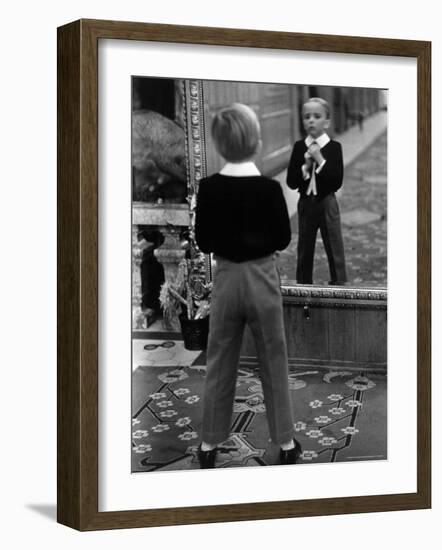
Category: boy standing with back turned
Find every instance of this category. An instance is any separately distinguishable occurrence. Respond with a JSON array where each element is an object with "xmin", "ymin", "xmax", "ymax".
[
  {"xmin": 286, "ymin": 97, "xmax": 347, "ymax": 285},
  {"xmin": 195, "ymin": 103, "xmax": 301, "ymax": 468}
]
